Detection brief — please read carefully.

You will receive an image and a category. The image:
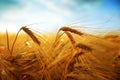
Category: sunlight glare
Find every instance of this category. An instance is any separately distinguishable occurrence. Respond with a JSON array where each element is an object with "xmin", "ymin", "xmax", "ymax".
[{"xmin": 0, "ymin": 23, "xmax": 21, "ymax": 33}]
